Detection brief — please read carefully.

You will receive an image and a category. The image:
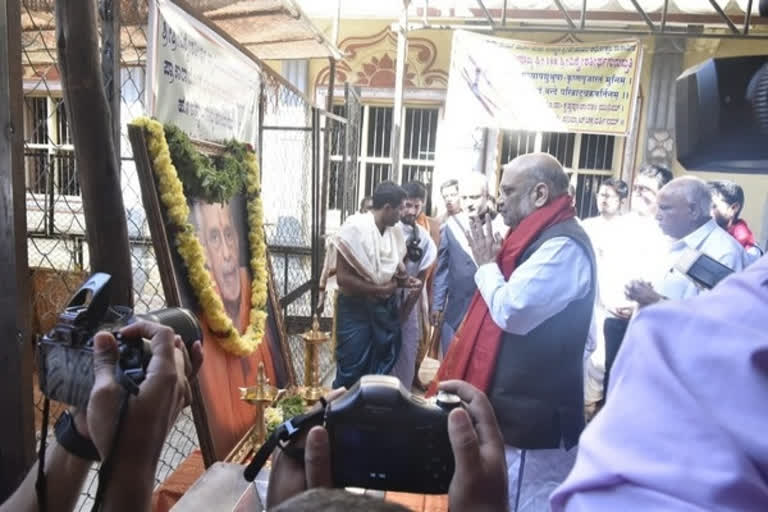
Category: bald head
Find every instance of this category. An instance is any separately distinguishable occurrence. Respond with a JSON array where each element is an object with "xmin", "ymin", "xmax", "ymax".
[
  {"xmin": 507, "ymin": 153, "xmax": 570, "ymax": 196},
  {"xmin": 498, "ymin": 153, "xmax": 570, "ymax": 229},
  {"xmin": 656, "ymin": 176, "xmax": 713, "ymax": 239}
]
